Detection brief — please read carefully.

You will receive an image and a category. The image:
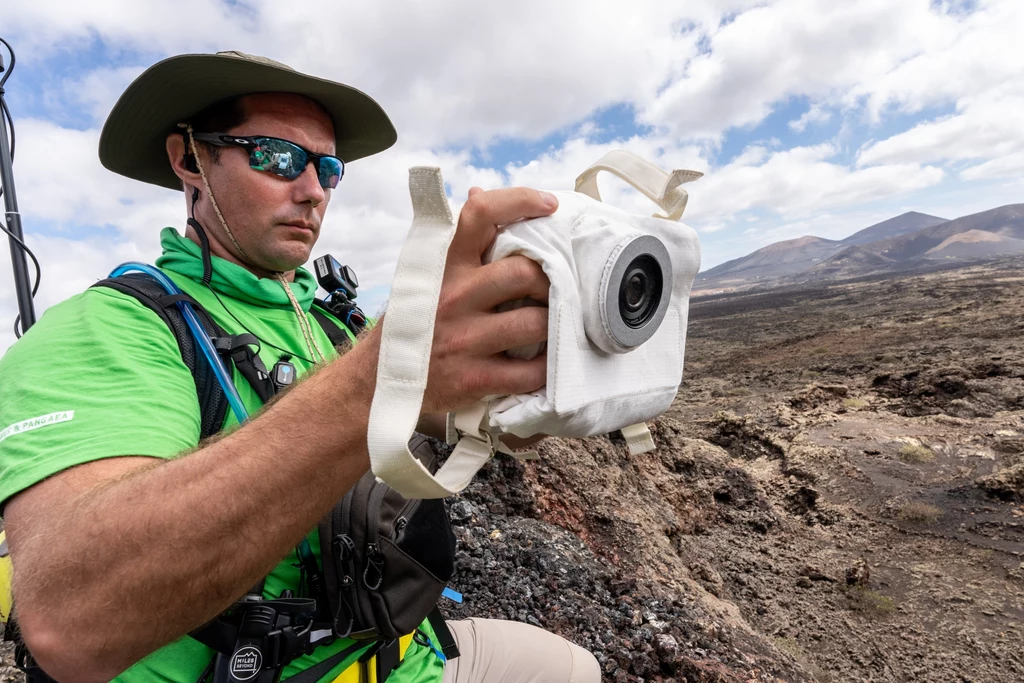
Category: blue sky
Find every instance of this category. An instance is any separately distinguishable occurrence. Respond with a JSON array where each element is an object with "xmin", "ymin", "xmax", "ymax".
[{"xmin": 2, "ymin": 0, "xmax": 1023, "ymax": 351}]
